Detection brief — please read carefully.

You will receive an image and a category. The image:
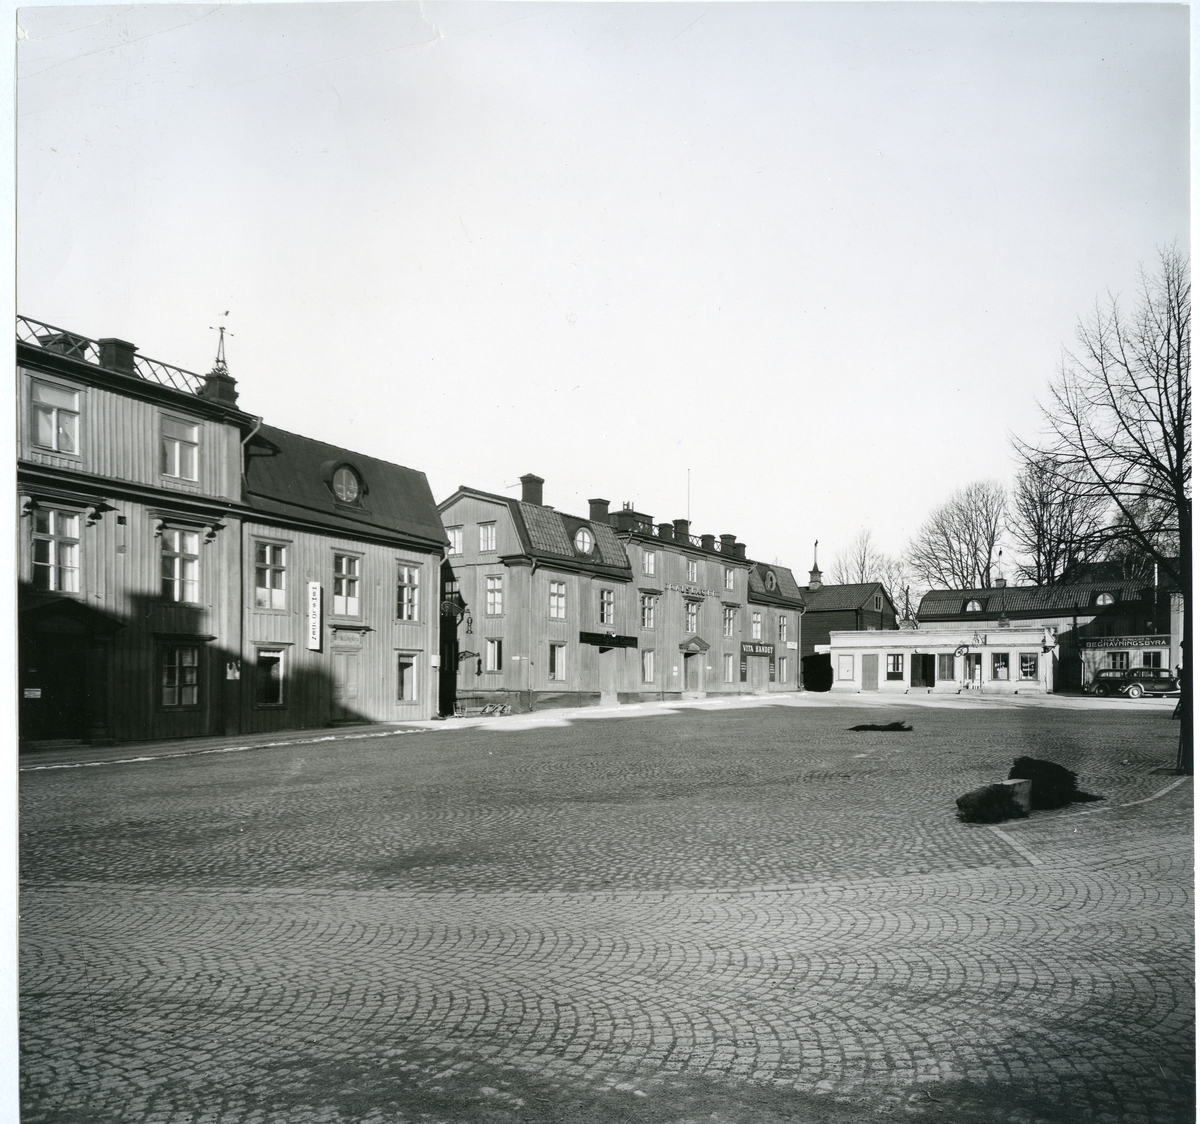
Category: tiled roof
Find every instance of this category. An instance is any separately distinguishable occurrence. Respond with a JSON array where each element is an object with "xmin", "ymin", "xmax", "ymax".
[
  {"xmin": 747, "ymin": 562, "xmax": 805, "ymax": 606},
  {"xmin": 593, "ymin": 521, "xmax": 629, "ymax": 569},
  {"xmin": 519, "ymin": 502, "xmax": 574, "ymax": 556},
  {"xmin": 800, "ymin": 582, "xmax": 889, "ymax": 613},
  {"xmin": 917, "ymin": 581, "xmax": 1153, "ymax": 619}
]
